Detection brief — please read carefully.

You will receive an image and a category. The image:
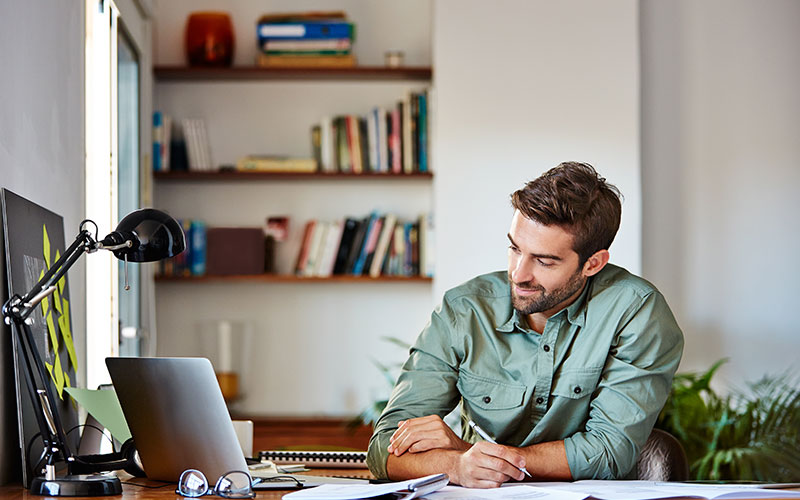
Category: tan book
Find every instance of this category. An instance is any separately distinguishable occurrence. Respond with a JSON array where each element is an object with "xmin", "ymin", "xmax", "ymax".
[
  {"xmin": 256, "ymin": 53, "xmax": 356, "ymax": 68},
  {"xmin": 236, "ymin": 156, "xmax": 317, "ymax": 173}
]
